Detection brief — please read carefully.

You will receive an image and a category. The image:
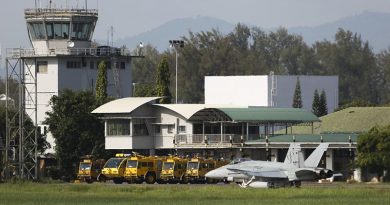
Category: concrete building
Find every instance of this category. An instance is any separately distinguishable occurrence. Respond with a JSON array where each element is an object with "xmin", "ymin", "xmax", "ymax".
[
  {"xmin": 205, "ymin": 75, "xmax": 339, "ymax": 112},
  {"xmin": 92, "ymin": 97, "xmax": 357, "ymax": 180},
  {"xmin": 8, "ymin": 8, "xmax": 136, "ymax": 153}
]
